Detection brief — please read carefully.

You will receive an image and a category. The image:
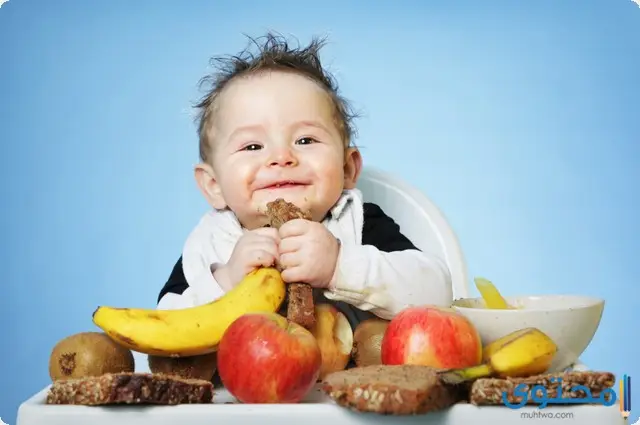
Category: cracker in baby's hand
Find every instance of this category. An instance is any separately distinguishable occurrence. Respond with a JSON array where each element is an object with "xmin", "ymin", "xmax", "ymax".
[
  {"xmin": 266, "ymin": 198, "xmax": 312, "ymax": 227},
  {"xmin": 266, "ymin": 198, "xmax": 315, "ymax": 329}
]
